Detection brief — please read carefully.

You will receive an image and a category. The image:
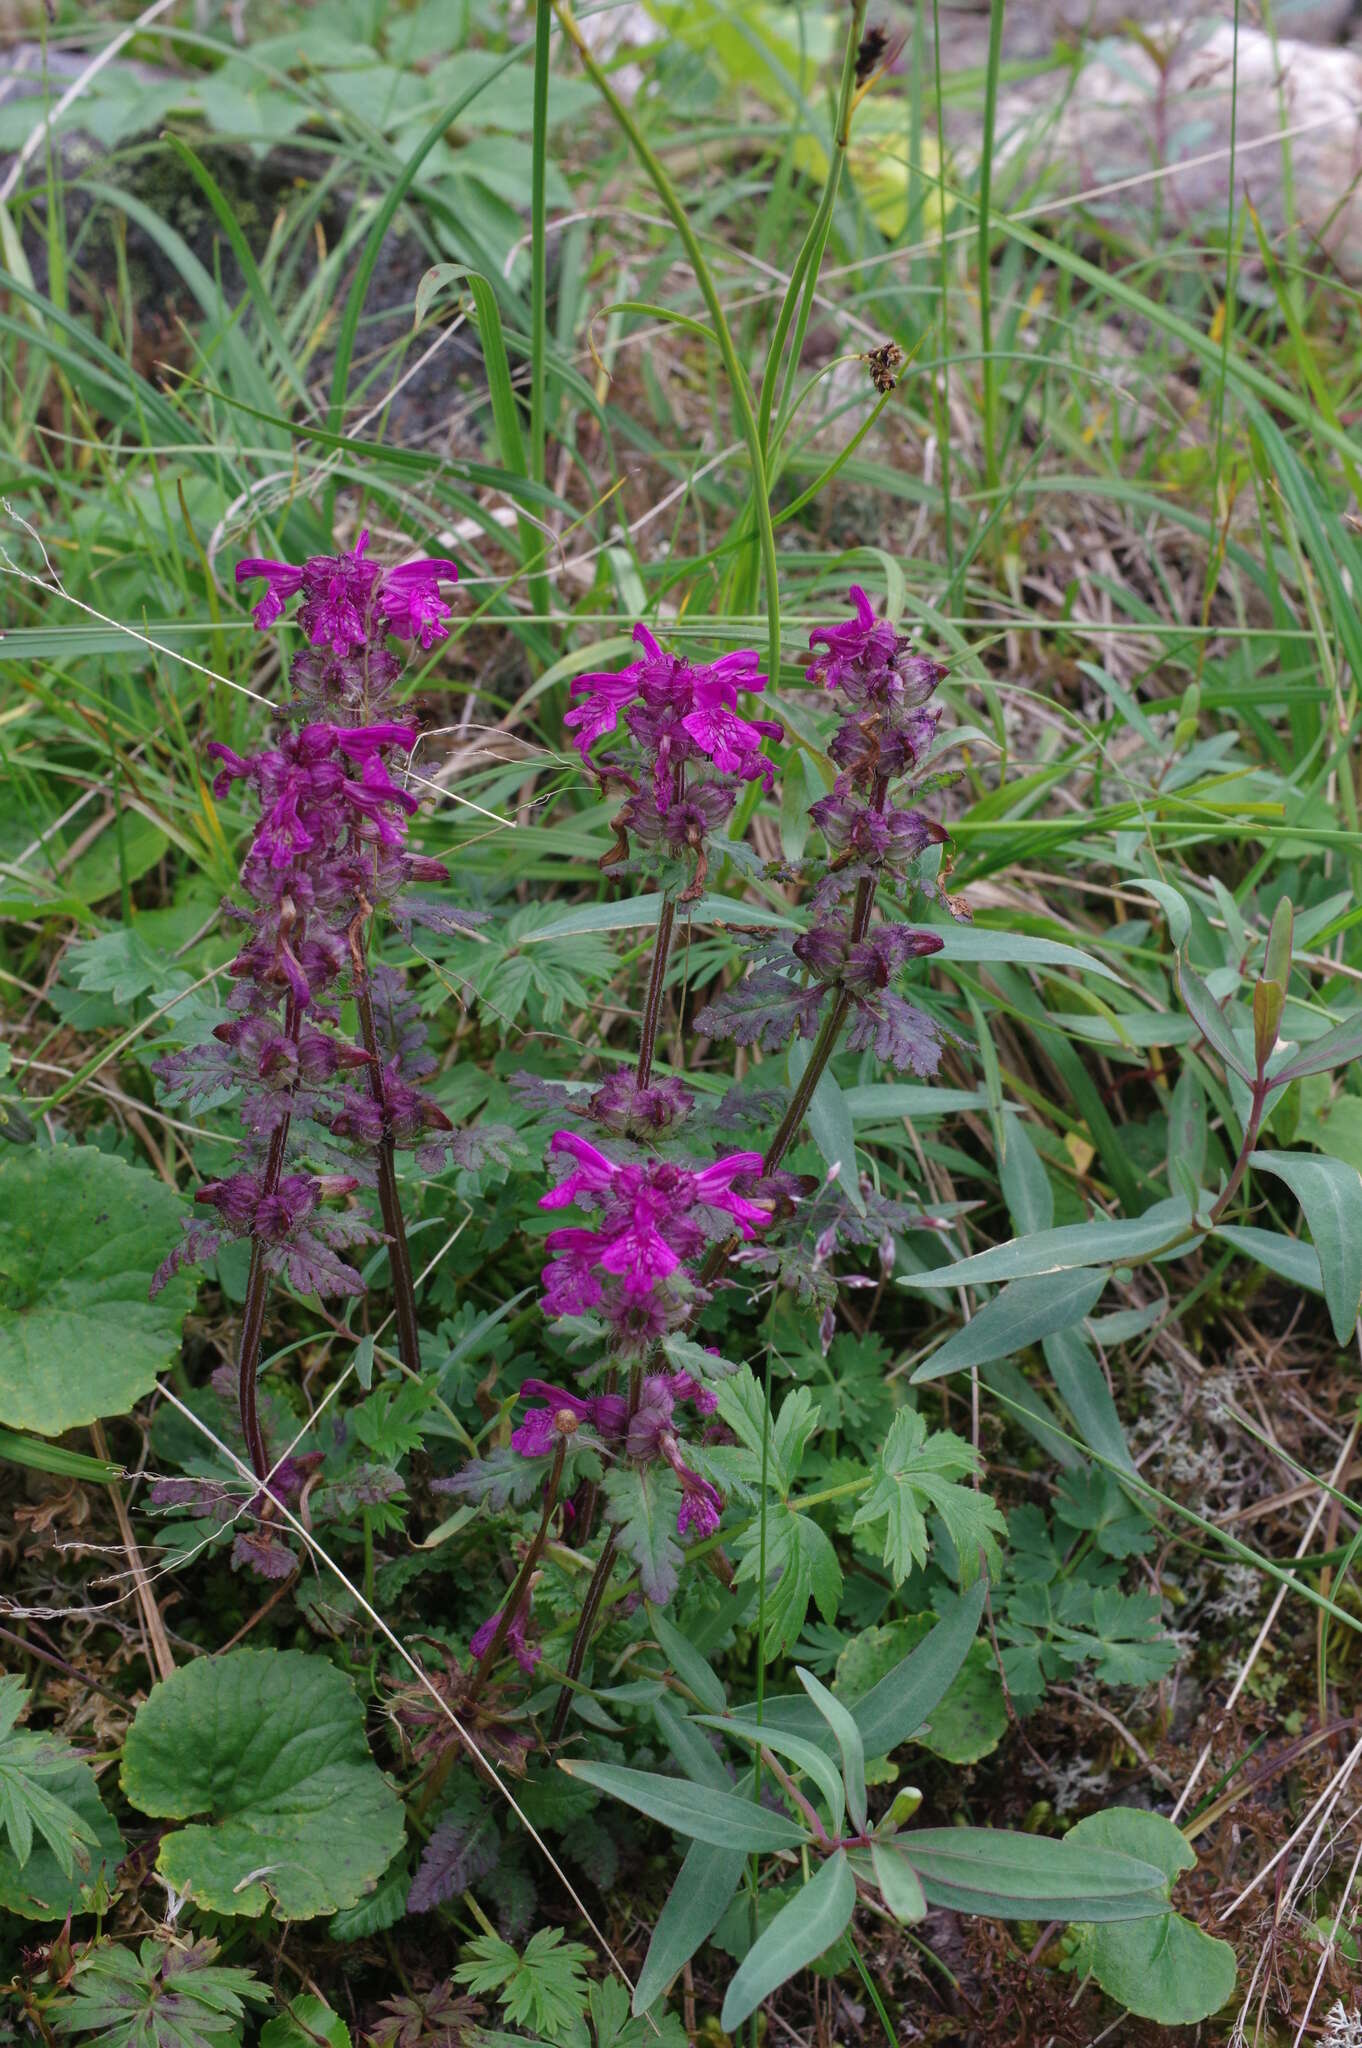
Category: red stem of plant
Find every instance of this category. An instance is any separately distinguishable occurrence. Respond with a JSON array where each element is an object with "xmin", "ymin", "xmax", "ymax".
[
  {"xmin": 636, "ymin": 895, "xmax": 677, "ymax": 1090},
  {"xmin": 236, "ymin": 995, "xmax": 305, "ymax": 1482},
  {"xmin": 467, "ymin": 1438, "xmax": 567, "ymax": 1705},
  {"xmin": 350, "ymin": 918, "xmax": 422, "ymax": 1370}
]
